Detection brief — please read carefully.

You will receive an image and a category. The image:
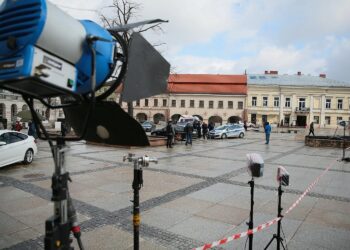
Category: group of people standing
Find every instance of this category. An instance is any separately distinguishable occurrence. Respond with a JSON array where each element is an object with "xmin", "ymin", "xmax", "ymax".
[
  {"xmin": 165, "ymin": 120, "xmax": 216, "ymax": 148},
  {"xmin": 10, "ymin": 120, "xmax": 38, "ymax": 139}
]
